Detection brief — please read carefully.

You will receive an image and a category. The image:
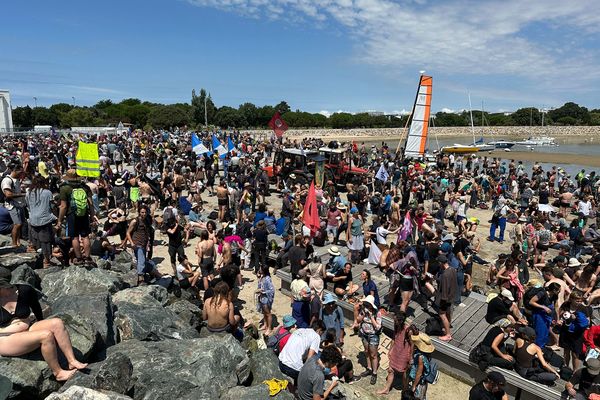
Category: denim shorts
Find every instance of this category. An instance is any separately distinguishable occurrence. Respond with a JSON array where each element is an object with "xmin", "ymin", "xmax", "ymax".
[{"xmin": 360, "ymin": 331, "xmax": 380, "ymax": 347}]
